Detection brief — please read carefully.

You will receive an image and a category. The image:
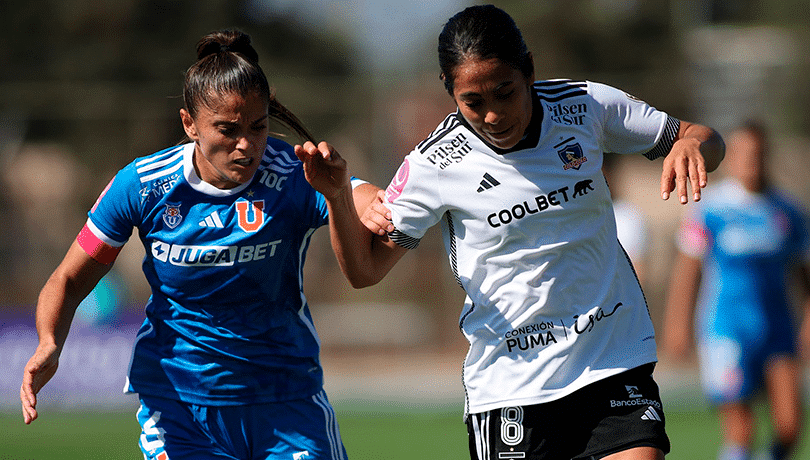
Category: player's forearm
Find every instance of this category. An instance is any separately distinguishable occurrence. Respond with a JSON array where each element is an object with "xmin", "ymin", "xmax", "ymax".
[
  {"xmin": 35, "ymin": 241, "xmax": 111, "ymax": 351},
  {"xmin": 326, "ymin": 185, "xmax": 389, "ymax": 288},
  {"xmin": 35, "ymin": 269, "xmax": 84, "ymax": 352}
]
